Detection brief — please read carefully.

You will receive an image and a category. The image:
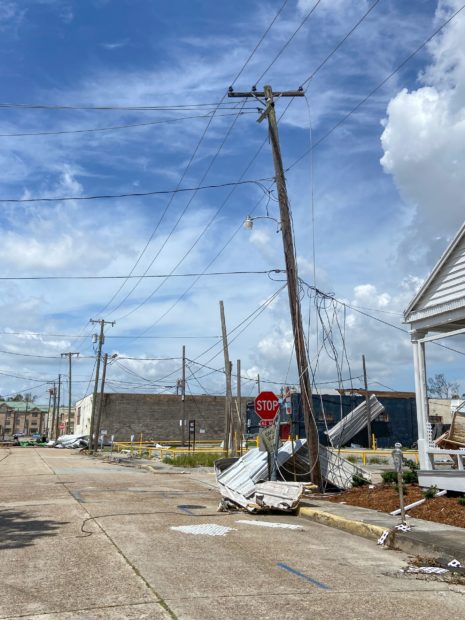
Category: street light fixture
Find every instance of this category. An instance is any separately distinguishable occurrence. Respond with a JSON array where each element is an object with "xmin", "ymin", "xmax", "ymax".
[{"xmin": 243, "ymin": 215, "xmax": 281, "ymax": 232}]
